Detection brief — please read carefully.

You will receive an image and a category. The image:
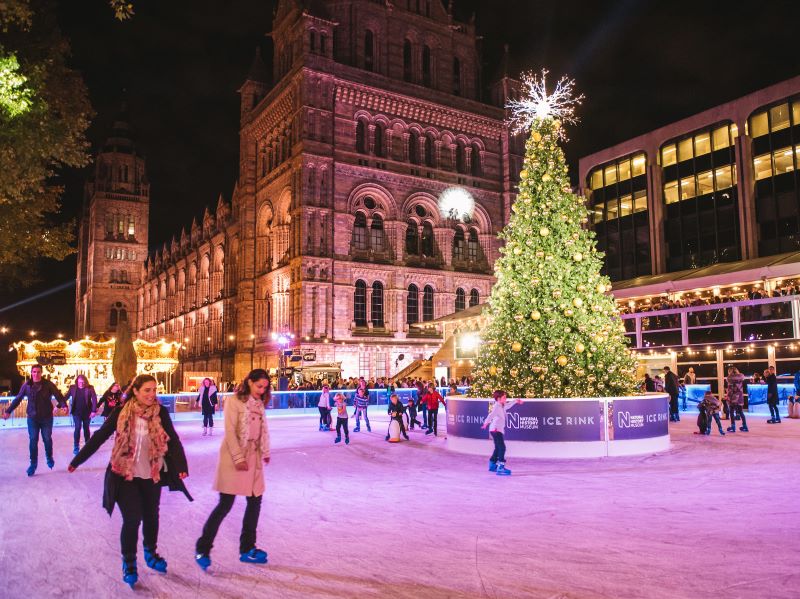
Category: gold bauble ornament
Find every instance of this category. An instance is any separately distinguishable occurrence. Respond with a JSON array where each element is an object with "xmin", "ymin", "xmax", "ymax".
[
  {"xmin": 530, "ymin": 310, "xmax": 541, "ymax": 321},
  {"xmin": 552, "ymin": 289, "xmax": 562, "ymax": 299},
  {"xmin": 577, "ymin": 284, "xmax": 586, "ymax": 292},
  {"xmin": 573, "ymin": 297, "xmax": 583, "ymax": 308},
  {"xmin": 556, "ymin": 355, "xmax": 568, "ymax": 367},
  {"xmin": 489, "ymin": 365, "xmax": 497, "ymax": 376},
  {"xmin": 596, "ymin": 283, "xmax": 607, "ymax": 293},
  {"xmin": 511, "ymin": 341, "xmax": 522, "ymax": 353},
  {"xmin": 594, "ymin": 334, "xmax": 604, "ymax": 344},
  {"xmin": 573, "ymin": 252, "xmax": 583, "ymax": 262},
  {"xmin": 575, "ymin": 342, "xmax": 585, "ymax": 353},
  {"xmin": 510, "ymin": 368, "xmax": 519, "ymax": 378},
  {"xmin": 564, "ymin": 309, "xmax": 574, "ymax": 317},
  {"xmin": 539, "ymin": 227, "xmax": 550, "ymax": 237},
  {"xmin": 532, "ymin": 131, "xmax": 542, "ymax": 142},
  {"xmin": 520, "ymin": 169, "xmax": 529, "ymax": 179},
  {"xmin": 513, "ymin": 247, "xmax": 522, "ymax": 255},
  {"xmin": 542, "ymin": 173, "xmax": 552, "ymax": 182}
]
